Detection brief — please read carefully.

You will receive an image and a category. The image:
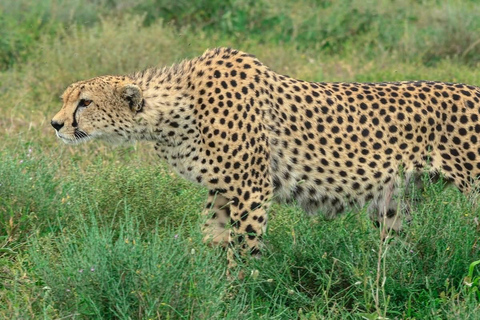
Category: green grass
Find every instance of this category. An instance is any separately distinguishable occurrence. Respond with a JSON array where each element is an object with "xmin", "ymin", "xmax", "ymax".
[
  {"xmin": 2, "ymin": 149, "xmax": 479, "ymax": 318},
  {"xmin": 1, "ymin": 0, "xmax": 480, "ymax": 318}
]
